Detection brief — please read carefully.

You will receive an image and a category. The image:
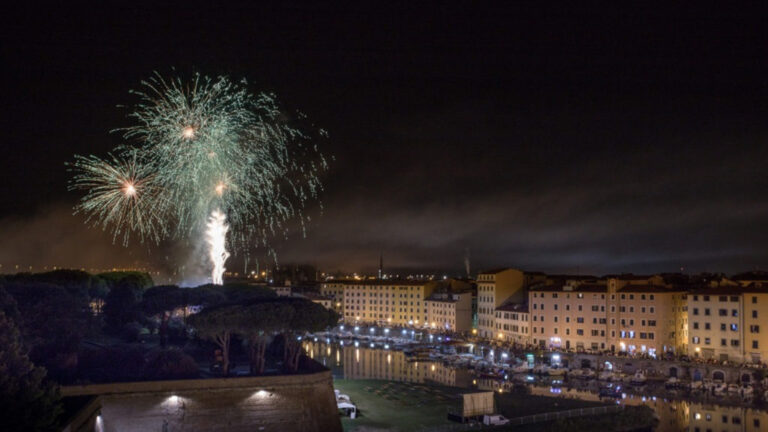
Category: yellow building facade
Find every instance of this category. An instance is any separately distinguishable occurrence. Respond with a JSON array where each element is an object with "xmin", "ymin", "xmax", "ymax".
[
  {"xmin": 425, "ymin": 292, "xmax": 473, "ymax": 333},
  {"xmin": 477, "ymin": 269, "xmax": 542, "ymax": 339},
  {"xmin": 339, "ymin": 280, "xmax": 435, "ymax": 326}
]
